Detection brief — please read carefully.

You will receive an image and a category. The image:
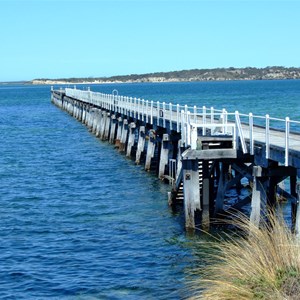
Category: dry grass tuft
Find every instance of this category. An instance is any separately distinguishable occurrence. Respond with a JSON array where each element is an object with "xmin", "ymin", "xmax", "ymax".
[{"xmin": 190, "ymin": 212, "xmax": 300, "ymax": 299}]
